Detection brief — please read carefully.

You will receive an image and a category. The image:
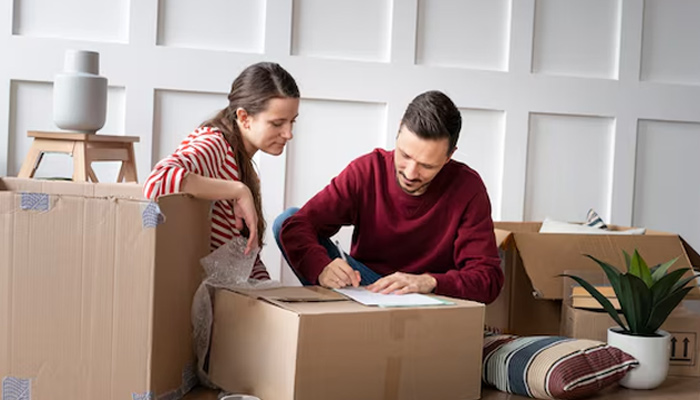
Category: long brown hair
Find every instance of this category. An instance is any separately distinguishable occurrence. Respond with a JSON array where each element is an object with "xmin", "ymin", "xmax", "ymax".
[{"xmin": 202, "ymin": 62, "xmax": 299, "ymax": 246}]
